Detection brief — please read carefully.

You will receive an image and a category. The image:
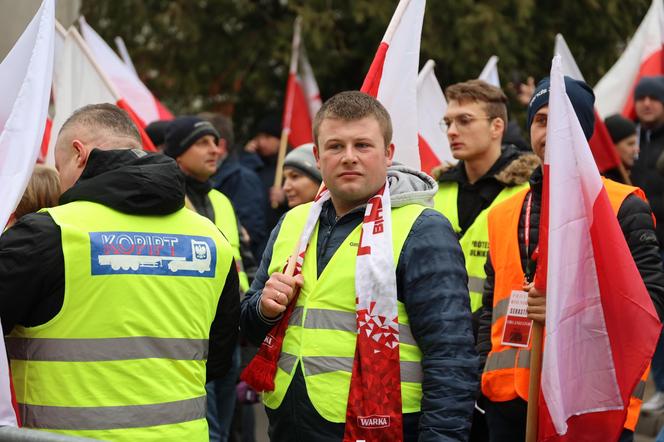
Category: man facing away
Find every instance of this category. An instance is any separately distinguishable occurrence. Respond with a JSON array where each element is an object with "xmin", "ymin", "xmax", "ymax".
[
  {"xmin": 241, "ymin": 91, "xmax": 478, "ymax": 441},
  {"xmin": 0, "ymin": 104, "xmax": 239, "ymax": 442}
]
